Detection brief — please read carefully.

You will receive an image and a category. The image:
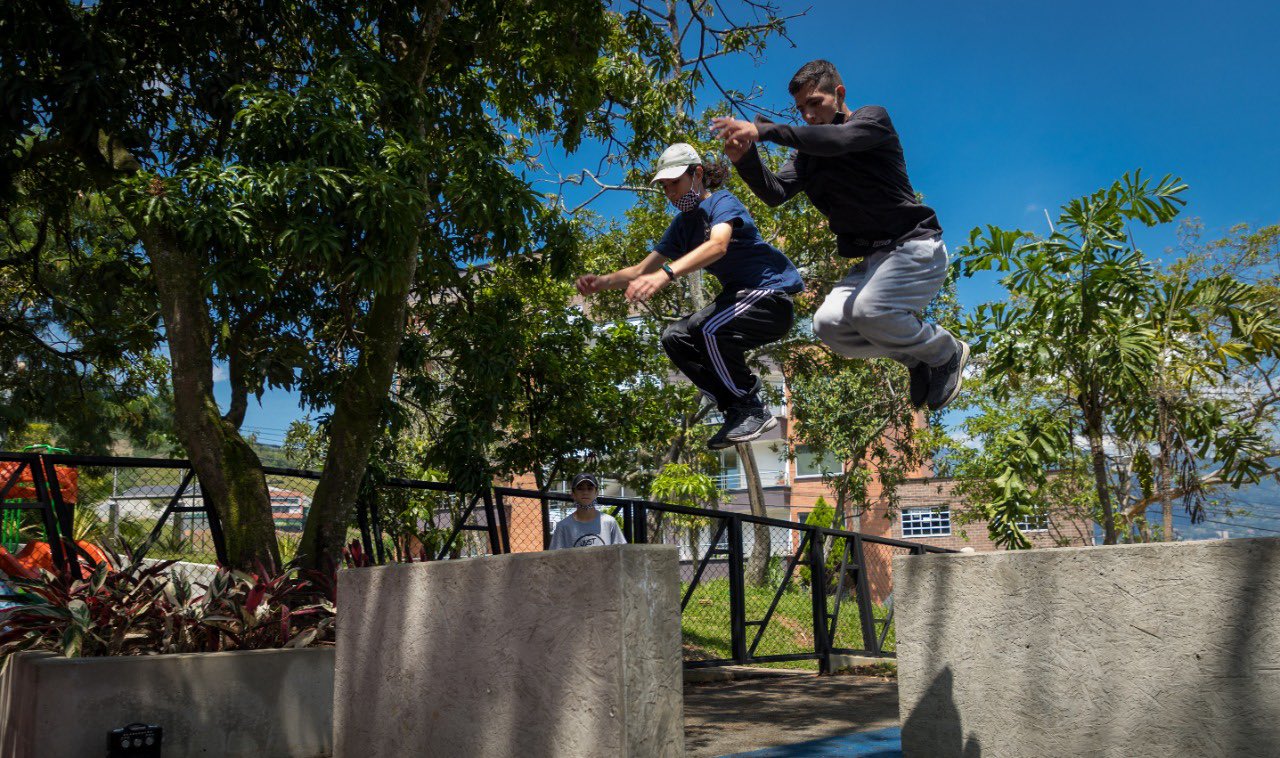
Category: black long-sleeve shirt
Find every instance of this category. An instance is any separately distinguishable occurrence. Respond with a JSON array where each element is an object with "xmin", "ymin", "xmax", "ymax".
[{"xmin": 733, "ymin": 106, "xmax": 942, "ymax": 258}]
